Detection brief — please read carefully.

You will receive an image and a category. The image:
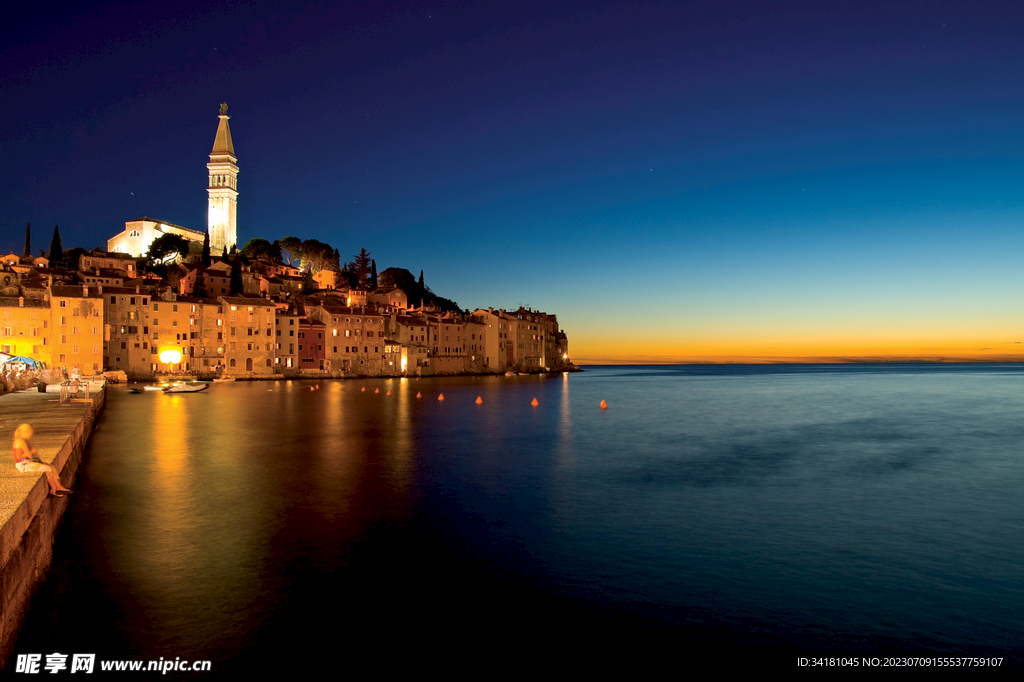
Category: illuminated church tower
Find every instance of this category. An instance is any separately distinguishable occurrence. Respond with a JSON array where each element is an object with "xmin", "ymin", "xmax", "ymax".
[{"xmin": 207, "ymin": 102, "xmax": 238, "ymax": 254}]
